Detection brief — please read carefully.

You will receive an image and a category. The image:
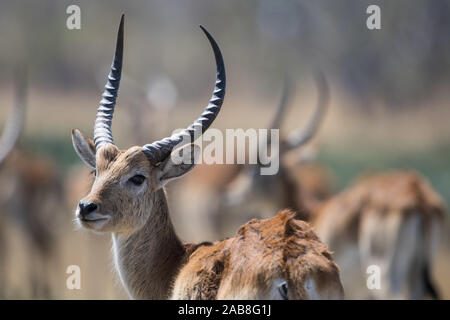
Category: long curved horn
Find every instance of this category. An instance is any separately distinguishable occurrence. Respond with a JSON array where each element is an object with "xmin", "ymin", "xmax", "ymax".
[
  {"xmin": 266, "ymin": 76, "xmax": 293, "ymax": 147},
  {"xmin": 142, "ymin": 26, "xmax": 226, "ymax": 164},
  {"xmin": 256, "ymin": 77, "xmax": 292, "ymax": 166},
  {"xmin": 269, "ymin": 76, "xmax": 292, "ymax": 131},
  {"xmin": 283, "ymin": 71, "xmax": 329, "ymax": 152},
  {"xmin": 0, "ymin": 67, "xmax": 27, "ymax": 166},
  {"xmin": 93, "ymin": 14, "xmax": 124, "ymax": 151}
]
